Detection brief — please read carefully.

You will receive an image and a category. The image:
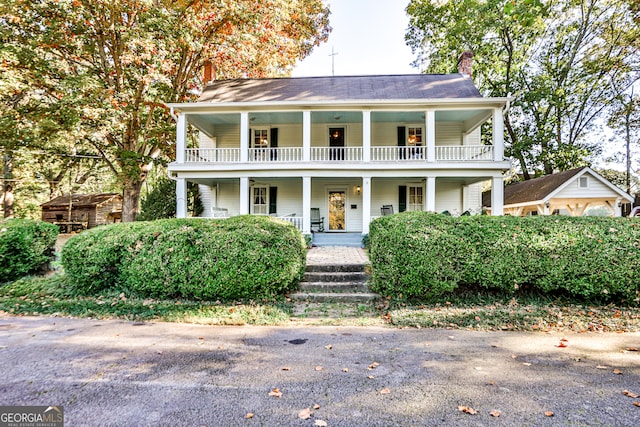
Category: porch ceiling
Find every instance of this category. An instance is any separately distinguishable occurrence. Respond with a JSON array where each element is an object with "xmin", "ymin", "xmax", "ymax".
[{"xmin": 186, "ymin": 108, "xmax": 494, "ymax": 135}]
